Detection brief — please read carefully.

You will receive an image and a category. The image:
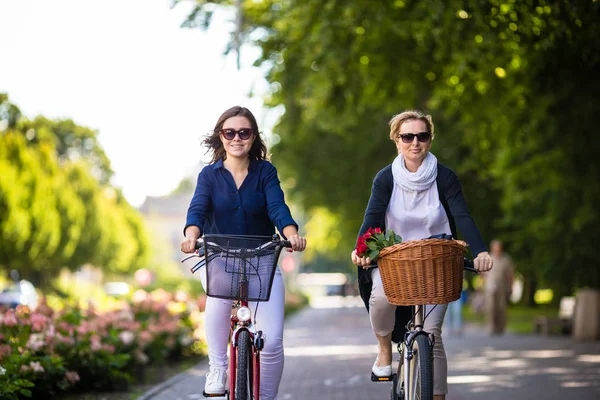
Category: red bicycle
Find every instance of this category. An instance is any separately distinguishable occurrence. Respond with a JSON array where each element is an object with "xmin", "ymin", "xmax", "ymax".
[{"xmin": 183, "ymin": 234, "xmax": 291, "ymax": 400}]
